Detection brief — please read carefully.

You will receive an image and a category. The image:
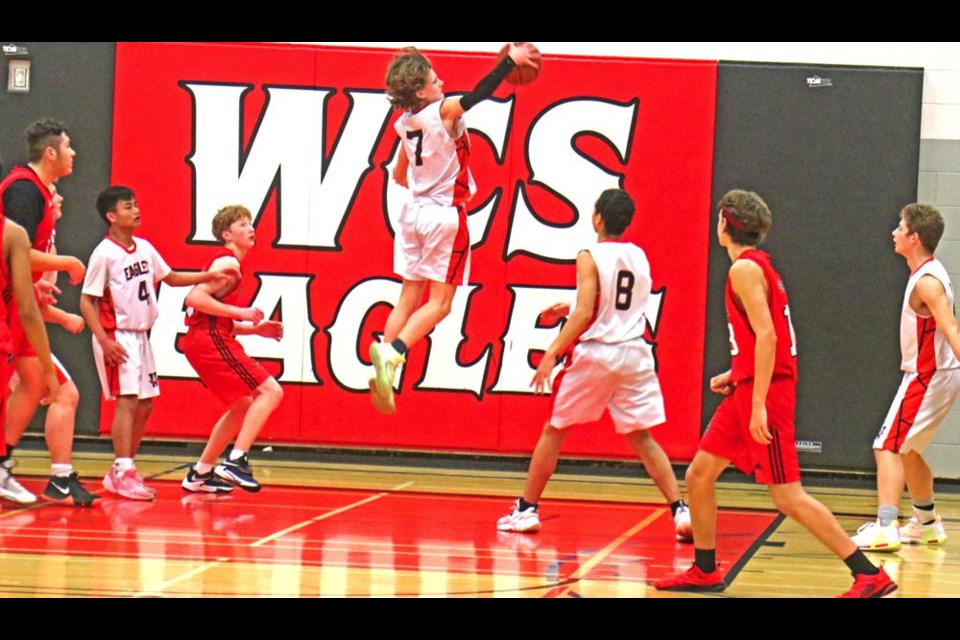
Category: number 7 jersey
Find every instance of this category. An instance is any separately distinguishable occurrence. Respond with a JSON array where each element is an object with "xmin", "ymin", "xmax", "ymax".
[
  {"xmin": 81, "ymin": 236, "xmax": 172, "ymax": 331},
  {"xmin": 725, "ymin": 248, "xmax": 798, "ymax": 384}
]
